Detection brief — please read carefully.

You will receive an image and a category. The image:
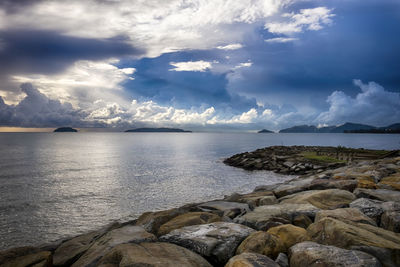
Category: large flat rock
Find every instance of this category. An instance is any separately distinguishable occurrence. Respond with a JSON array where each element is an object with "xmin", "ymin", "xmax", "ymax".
[
  {"xmin": 159, "ymin": 222, "xmax": 254, "ymax": 265},
  {"xmin": 197, "ymin": 201, "xmax": 250, "ymax": 218},
  {"xmin": 97, "ymin": 242, "xmax": 212, "ymax": 267},
  {"xmin": 315, "ymin": 208, "xmax": 377, "ymax": 226},
  {"xmin": 289, "ymin": 241, "xmax": 381, "ymax": 267},
  {"xmin": 234, "ymin": 203, "xmax": 320, "ymax": 230}
]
